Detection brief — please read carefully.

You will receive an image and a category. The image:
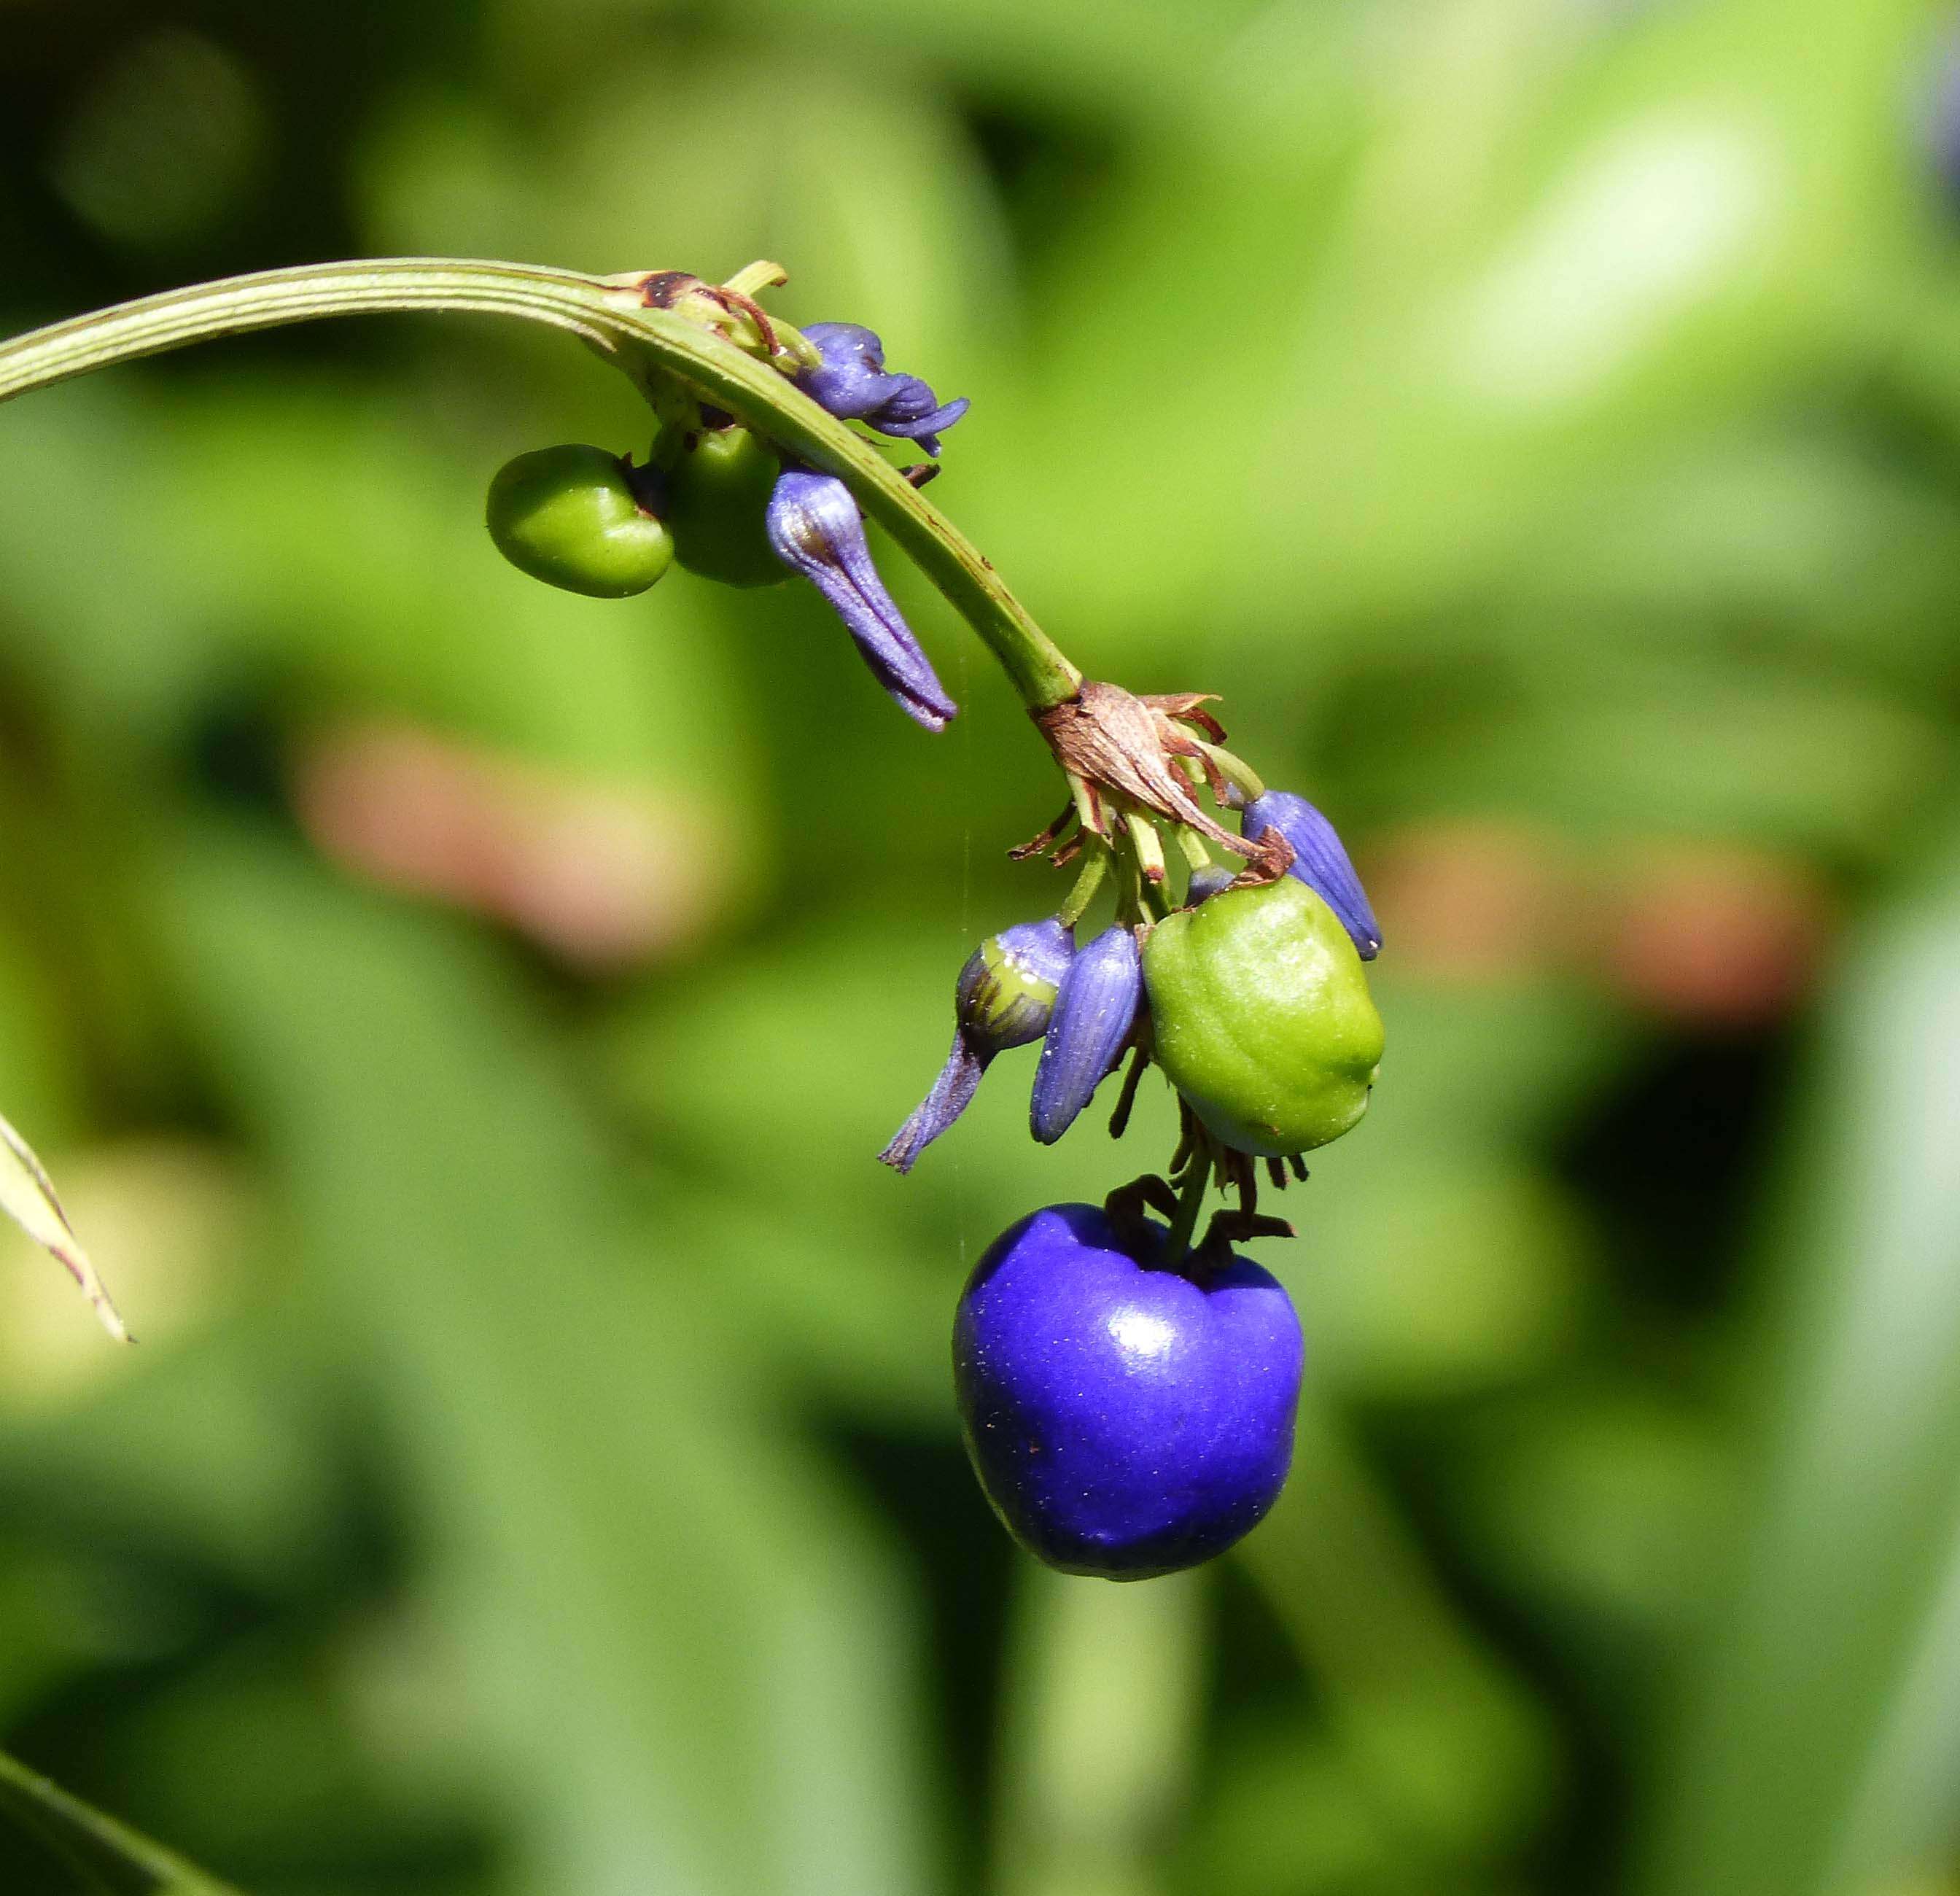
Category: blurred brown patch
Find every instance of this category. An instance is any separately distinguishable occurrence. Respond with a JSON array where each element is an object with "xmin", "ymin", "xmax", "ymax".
[
  {"xmin": 1365, "ymin": 820, "xmax": 1571, "ymax": 983},
  {"xmin": 291, "ymin": 720, "xmax": 725, "ymax": 973},
  {"xmin": 1590, "ymin": 841, "xmax": 1831, "ymax": 1030},
  {"xmin": 1366, "ymin": 821, "xmax": 1832, "ymax": 1027}
]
